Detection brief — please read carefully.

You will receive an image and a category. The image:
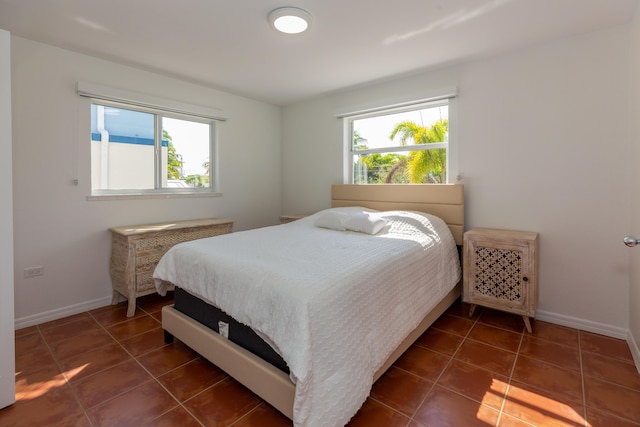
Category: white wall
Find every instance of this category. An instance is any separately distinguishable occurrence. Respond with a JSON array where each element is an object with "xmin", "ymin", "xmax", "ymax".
[
  {"xmin": 283, "ymin": 25, "xmax": 633, "ymax": 337},
  {"xmin": 628, "ymin": 7, "xmax": 640, "ymax": 366},
  {"xmin": 11, "ymin": 37, "xmax": 282, "ymax": 326},
  {"xmin": 0, "ymin": 29, "xmax": 15, "ymax": 409}
]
